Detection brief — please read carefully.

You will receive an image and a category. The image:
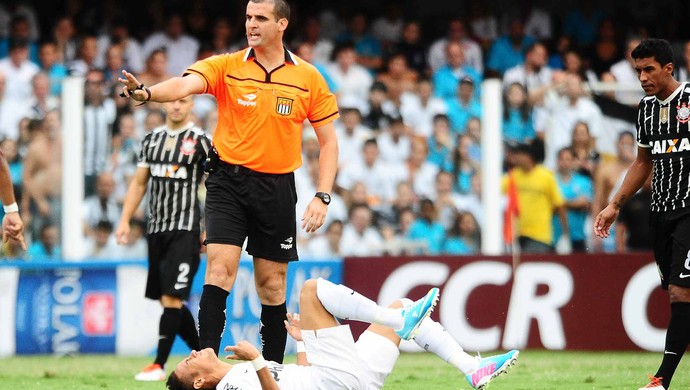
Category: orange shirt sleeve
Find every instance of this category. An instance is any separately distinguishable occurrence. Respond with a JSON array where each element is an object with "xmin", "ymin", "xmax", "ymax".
[
  {"xmin": 184, "ymin": 54, "xmax": 229, "ymax": 96},
  {"xmin": 306, "ymin": 67, "xmax": 339, "ymax": 126}
]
